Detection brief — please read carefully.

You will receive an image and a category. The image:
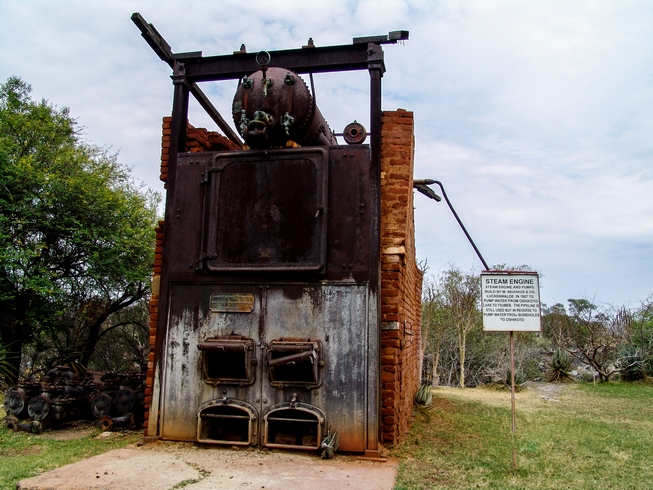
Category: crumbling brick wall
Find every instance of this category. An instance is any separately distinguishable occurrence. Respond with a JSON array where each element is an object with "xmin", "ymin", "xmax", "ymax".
[
  {"xmin": 379, "ymin": 109, "xmax": 423, "ymax": 445},
  {"xmin": 143, "ymin": 220, "xmax": 163, "ymax": 433},
  {"xmin": 159, "ymin": 117, "xmax": 240, "ymax": 183}
]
